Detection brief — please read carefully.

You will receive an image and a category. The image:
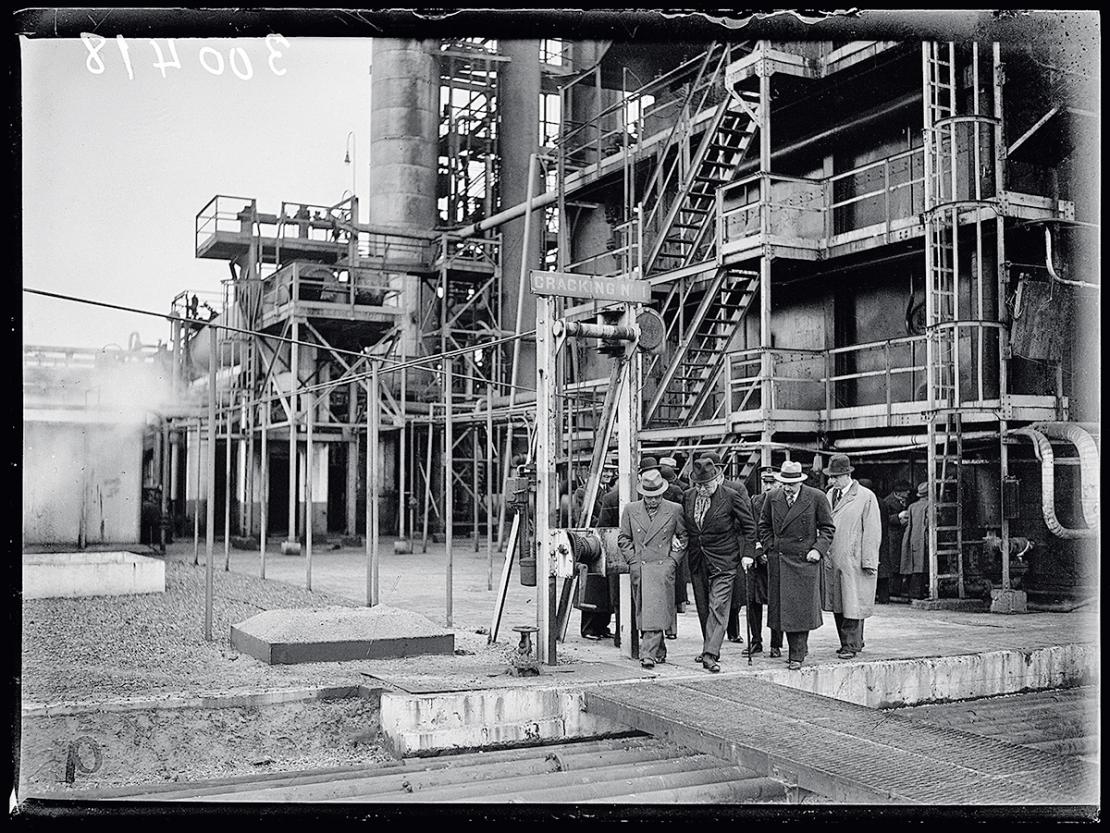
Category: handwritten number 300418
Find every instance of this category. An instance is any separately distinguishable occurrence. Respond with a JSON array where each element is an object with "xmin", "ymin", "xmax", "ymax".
[{"xmin": 80, "ymin": 34, "xmax": 289, "ymax": 79}]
